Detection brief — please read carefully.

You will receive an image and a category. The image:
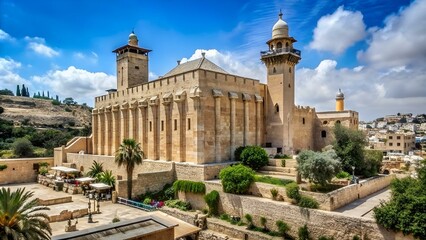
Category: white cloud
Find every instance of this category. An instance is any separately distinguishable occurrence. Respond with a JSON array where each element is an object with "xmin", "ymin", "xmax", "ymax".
[
  {"xmin": 358, "ymin": 0, "xmax": 426, "ymax": 68},
  {"xmin": 32, "ymin": 66, "xmax": 115, "ymax": 105},
  {"xmin": 296, "ymin": 59, "xmax": 426, "ymax": 121},
  {"xmin": 73, "ymin": 51, "xmax": 99, "ymax": 64},
  {"xmin": 309, "ymin": 6, "xmax": 366, "ymax": 54},
  {"xmin": 0, "ymin": 29, "xmax": 14, "ymax": 41},
  {"xmin": 181, "ymin": 49, "xmax": 266, "ymax": 81},
  {"xmin": 0, "ymin": 58, "xmax": 28, "ymax": 90},
  {"xmin": 24, "ymin": 36, "xmax": 59, "ymax": 58}
]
